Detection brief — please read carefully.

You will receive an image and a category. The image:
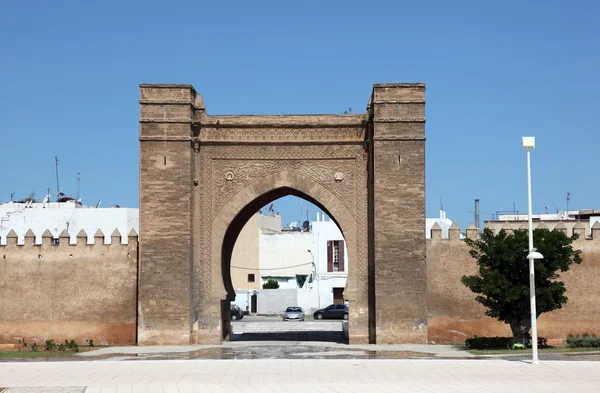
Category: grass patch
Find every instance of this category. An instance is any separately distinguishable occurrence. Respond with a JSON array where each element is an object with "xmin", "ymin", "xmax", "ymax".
[{"xmin": 466, "ymin": 346, "xmax": 600, "ymax": 355}]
